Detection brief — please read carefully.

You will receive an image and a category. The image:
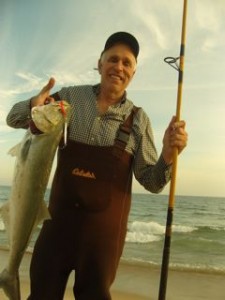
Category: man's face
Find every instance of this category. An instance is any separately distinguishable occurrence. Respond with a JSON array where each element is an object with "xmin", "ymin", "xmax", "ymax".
[{"xmin": 98, "ymin": 43, "xmax": 137, "ymax": 94}]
